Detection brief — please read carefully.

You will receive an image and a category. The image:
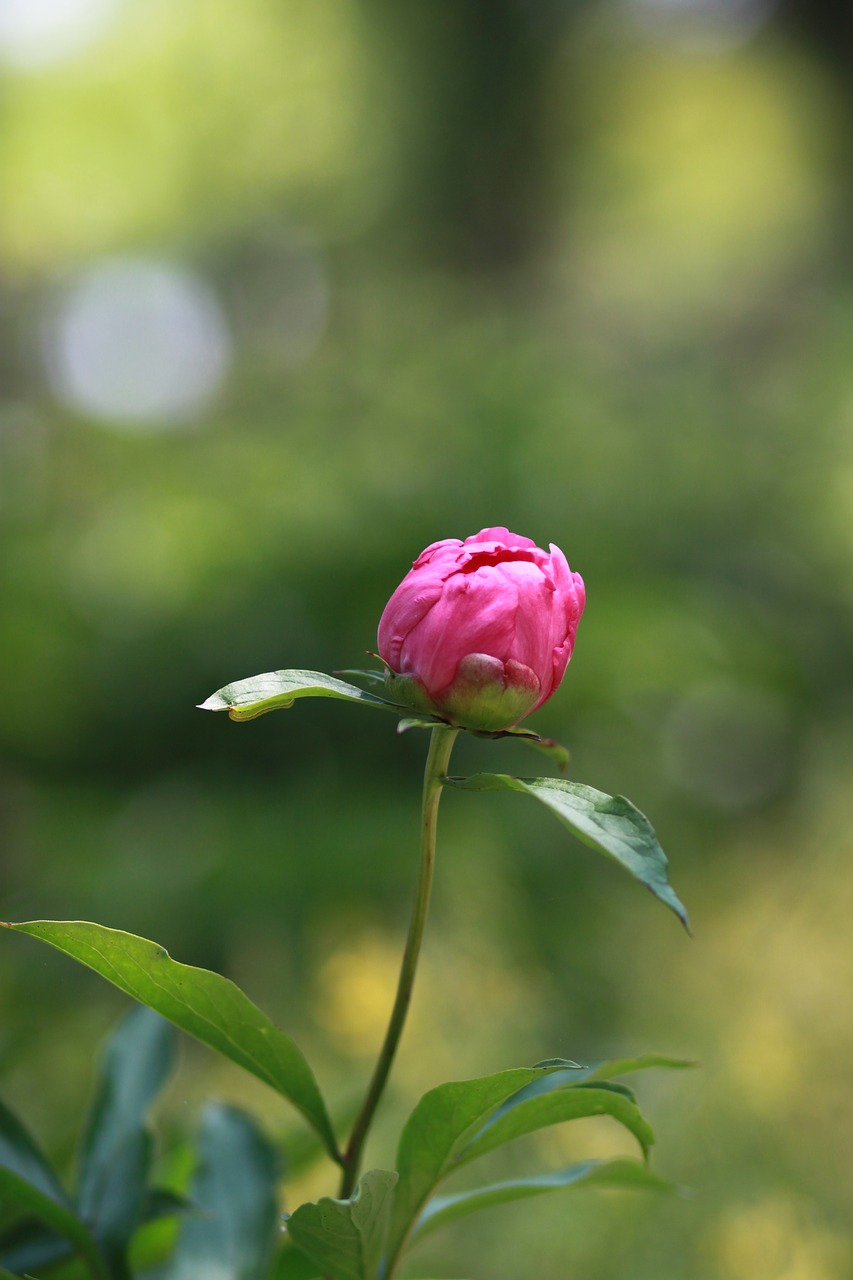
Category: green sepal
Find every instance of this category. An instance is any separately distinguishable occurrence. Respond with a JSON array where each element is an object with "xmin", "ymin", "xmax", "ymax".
[
  {"xmin": 2, "ymin": 921, "xmax": 340, "ymax": 1163},
  {"xmin": 444, "ymin": 774, "xmax": 690, "ymax": 931}
]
